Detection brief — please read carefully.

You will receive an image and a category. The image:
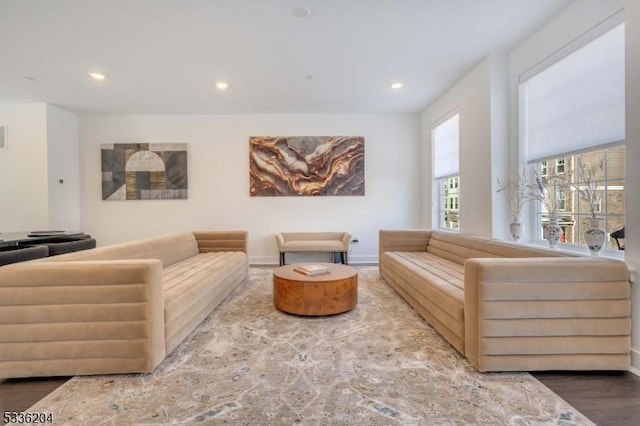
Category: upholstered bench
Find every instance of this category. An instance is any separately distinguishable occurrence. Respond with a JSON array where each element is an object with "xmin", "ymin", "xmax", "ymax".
[{"xmin": 276, "ymin": 232, "xmax": 352, "ymax": 265}]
